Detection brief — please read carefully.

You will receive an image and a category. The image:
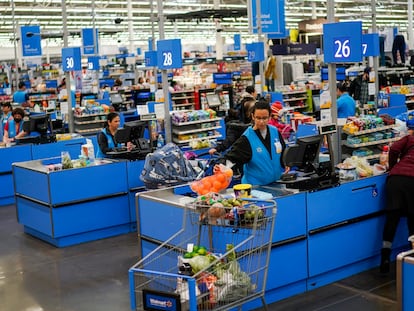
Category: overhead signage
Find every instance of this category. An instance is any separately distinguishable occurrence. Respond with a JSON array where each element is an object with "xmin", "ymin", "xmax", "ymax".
[
  {"xmin": 250, "ymin": 0, "xmax": 286, "ymax": 36},
  {"xmin": 82, "ymin": 28, "xmax": 99, "ymax": 55},
  {"xmin": 87, "ymin": 56, "xmax": 100, "ymax": 70},
  {"xmin": 62, "ymin": 47, "xmax": 82, "ymax": 72},
  {"xmin": 362, "ymin": 33, "xmax": 380, "ymax": 57},
  {"xmin": 246, "ymin": 42, "xmax": 265, "ymax": 62},
  {"xmin": 145, "ymin": 51, "xmax": 157, "ymax": 67},
  {"xmin": 234, "ymin": 34, "xmax": 241, "ymax": 51},
  {"xmin": 20, "ymin": 25, "xmax": 42, "ymax": 57},
  {"xmin": 157, "ymin": 39, "xmax": 182, "ymax": 70},
  {"xmin": 323, "ymin": 21, "xmax": 362, "ymax": 63}
]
